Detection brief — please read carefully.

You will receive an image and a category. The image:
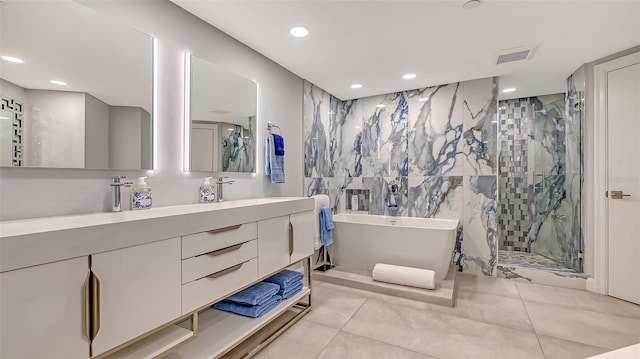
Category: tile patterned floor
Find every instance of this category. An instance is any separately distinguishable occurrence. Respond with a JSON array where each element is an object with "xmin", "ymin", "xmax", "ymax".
[
  {"xmin": 254, "ymin": 273, "xmax": 640, "ymax": 359},
  {"xmin": 498, "ymin": 250, "xmax": 578, "ymax": 273}
]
